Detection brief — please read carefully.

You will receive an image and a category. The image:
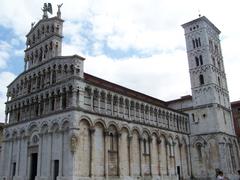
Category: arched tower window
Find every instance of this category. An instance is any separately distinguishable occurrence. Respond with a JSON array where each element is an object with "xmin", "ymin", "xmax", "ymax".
[
  {"xmin": 218, "ymin": 76, "xmax": 221, "ymax": 87},
  {"xmin": 195, "ymin": 57, "xmax": 199, "ymax": 66},
  {"xmin": 199, "ymin": 74, "xmax": 204, "ymax": 85},
  {"xmin": 198, "ymin": 38, "xmax": 201, "ymax": 46},
  {"xmin": 199, "ymin": 55, "xmax": 203, "ymax": 65},
  {"xmin": 212, "ymin": 56, "xmax": 216, "ymax": 66},
  {"xmin": 218, "ymin": 61, "xmax": 221, "ymax": 70},
  {"xmin": 192, "ymin": 39, "xmax": 196, "ymax": 49},
  {"xmin": 195, "ymin": 39, "xmax": 199, "ymax": 47}
]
